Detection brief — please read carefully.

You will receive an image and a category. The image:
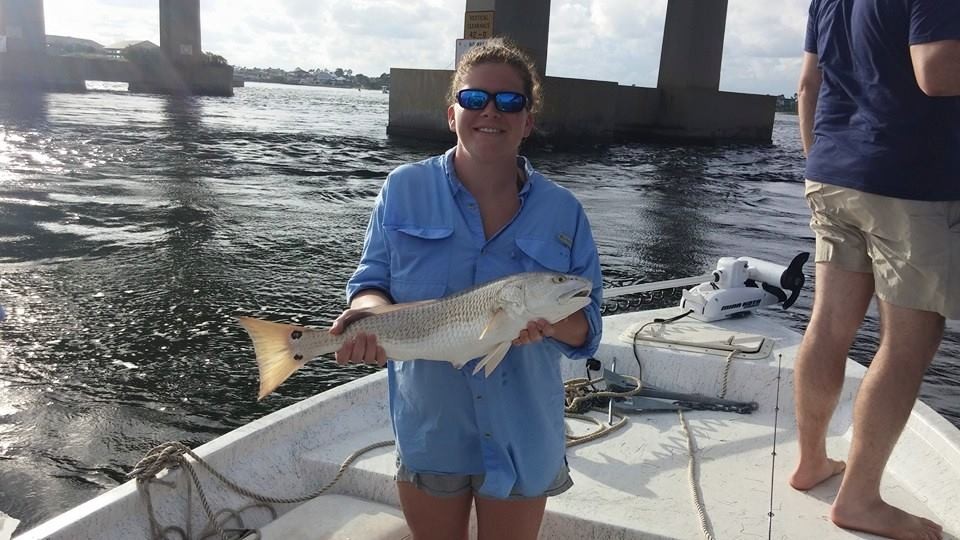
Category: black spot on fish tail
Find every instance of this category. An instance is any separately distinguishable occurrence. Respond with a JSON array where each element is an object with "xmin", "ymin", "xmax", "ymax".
[
  {"xmin": 291, "ymin": 330, "xmax": 303, "ymax": 340},
  {"xmin": 294, "ymin": 354, "xmax": 303, "ymax": 362}
]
